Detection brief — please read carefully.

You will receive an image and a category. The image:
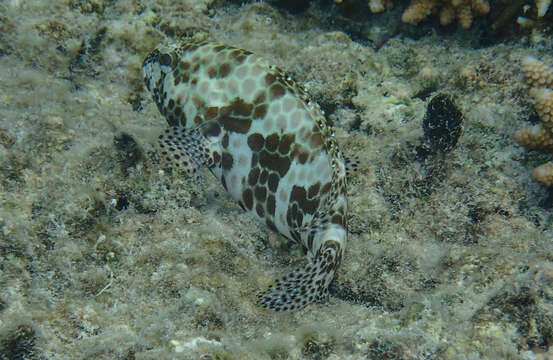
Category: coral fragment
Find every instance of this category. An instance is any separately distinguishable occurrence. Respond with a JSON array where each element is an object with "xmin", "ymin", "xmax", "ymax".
[{"xmin": 517, "ymin": 56, "xmax": 553, "ymax": 186}]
